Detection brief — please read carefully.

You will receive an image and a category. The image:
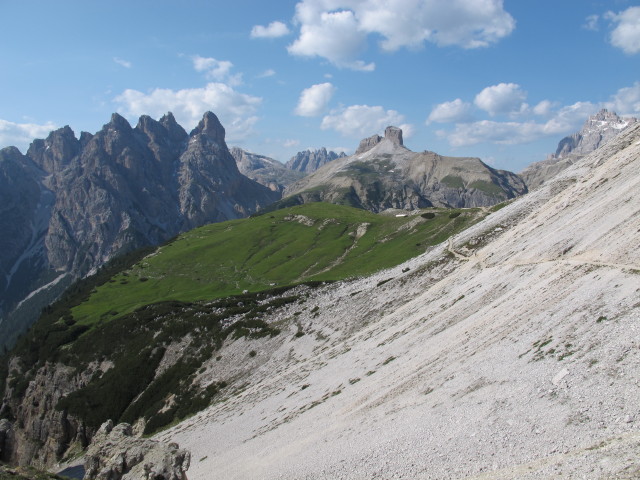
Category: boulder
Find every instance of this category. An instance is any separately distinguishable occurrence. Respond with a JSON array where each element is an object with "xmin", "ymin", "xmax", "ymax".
[{"xmin": 83, "ymin": 420, "xmax": 190, "ymax": 480}]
